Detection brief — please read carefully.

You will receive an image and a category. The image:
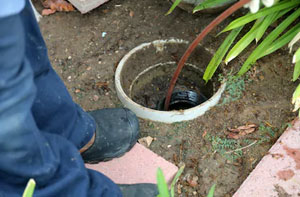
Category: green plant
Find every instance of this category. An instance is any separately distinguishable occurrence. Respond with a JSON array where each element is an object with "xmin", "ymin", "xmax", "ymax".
[
  {"xmin": 257, "ymin": 123, "xmax": 279, "ymax": 144},
  {"xmin": 156, "ymin": 165, "xmax": 185, "ymax": 197},
  {"xmin": 208, "ymin": 134, "xmax": 244, "ymax": 161},
  {"xmin": 22, "ymin": 179, "xmax": 36, "ymax": 197},
  {"xmin": 167, "ymin": 0, "xmax": 300, "ymax": 116},
  {"xmin": 202, "ymin": 0, "xmax": 300, "ymax": 113},
  {"xmin": 218, "ymin": 74, "xmax": 246, "ymax": 105}
]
